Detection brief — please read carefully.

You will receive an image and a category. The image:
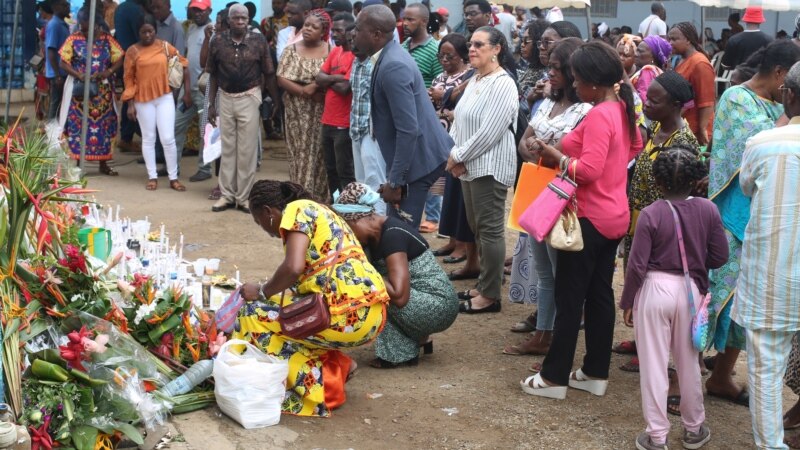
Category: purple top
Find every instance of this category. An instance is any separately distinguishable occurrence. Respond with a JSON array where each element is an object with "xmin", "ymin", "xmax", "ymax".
[{"xmin": 620, "ymin": 198, "xmax": 729, "ymax": 310}]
